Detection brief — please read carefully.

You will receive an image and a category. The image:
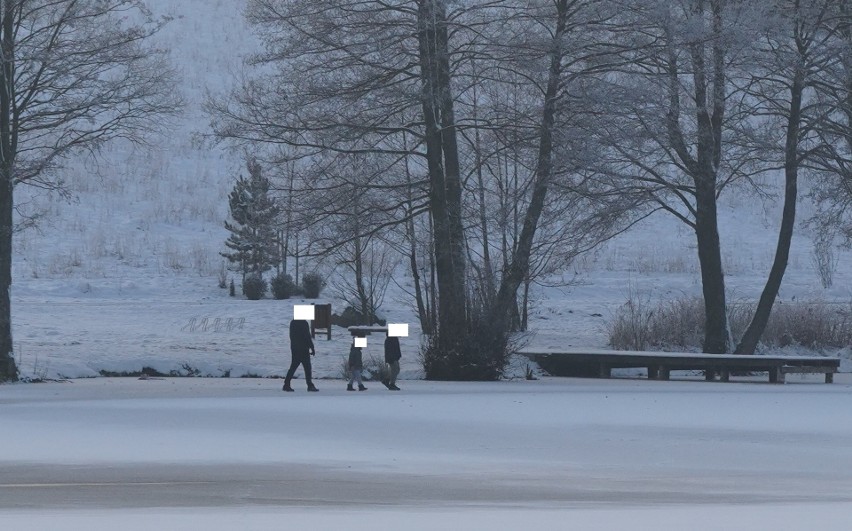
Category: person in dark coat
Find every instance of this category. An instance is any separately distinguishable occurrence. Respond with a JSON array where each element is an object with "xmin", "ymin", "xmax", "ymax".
[
  {"xmin": 283, "ymin": 319, "xmax": 318, "ymax": 392},
  {"xmin": 383, "ymin": 335, "xmax": 402, "ymax": 391},
  {"xmin": 347, "ymin": 340, "xmax": 367, "ymax": 392}
]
